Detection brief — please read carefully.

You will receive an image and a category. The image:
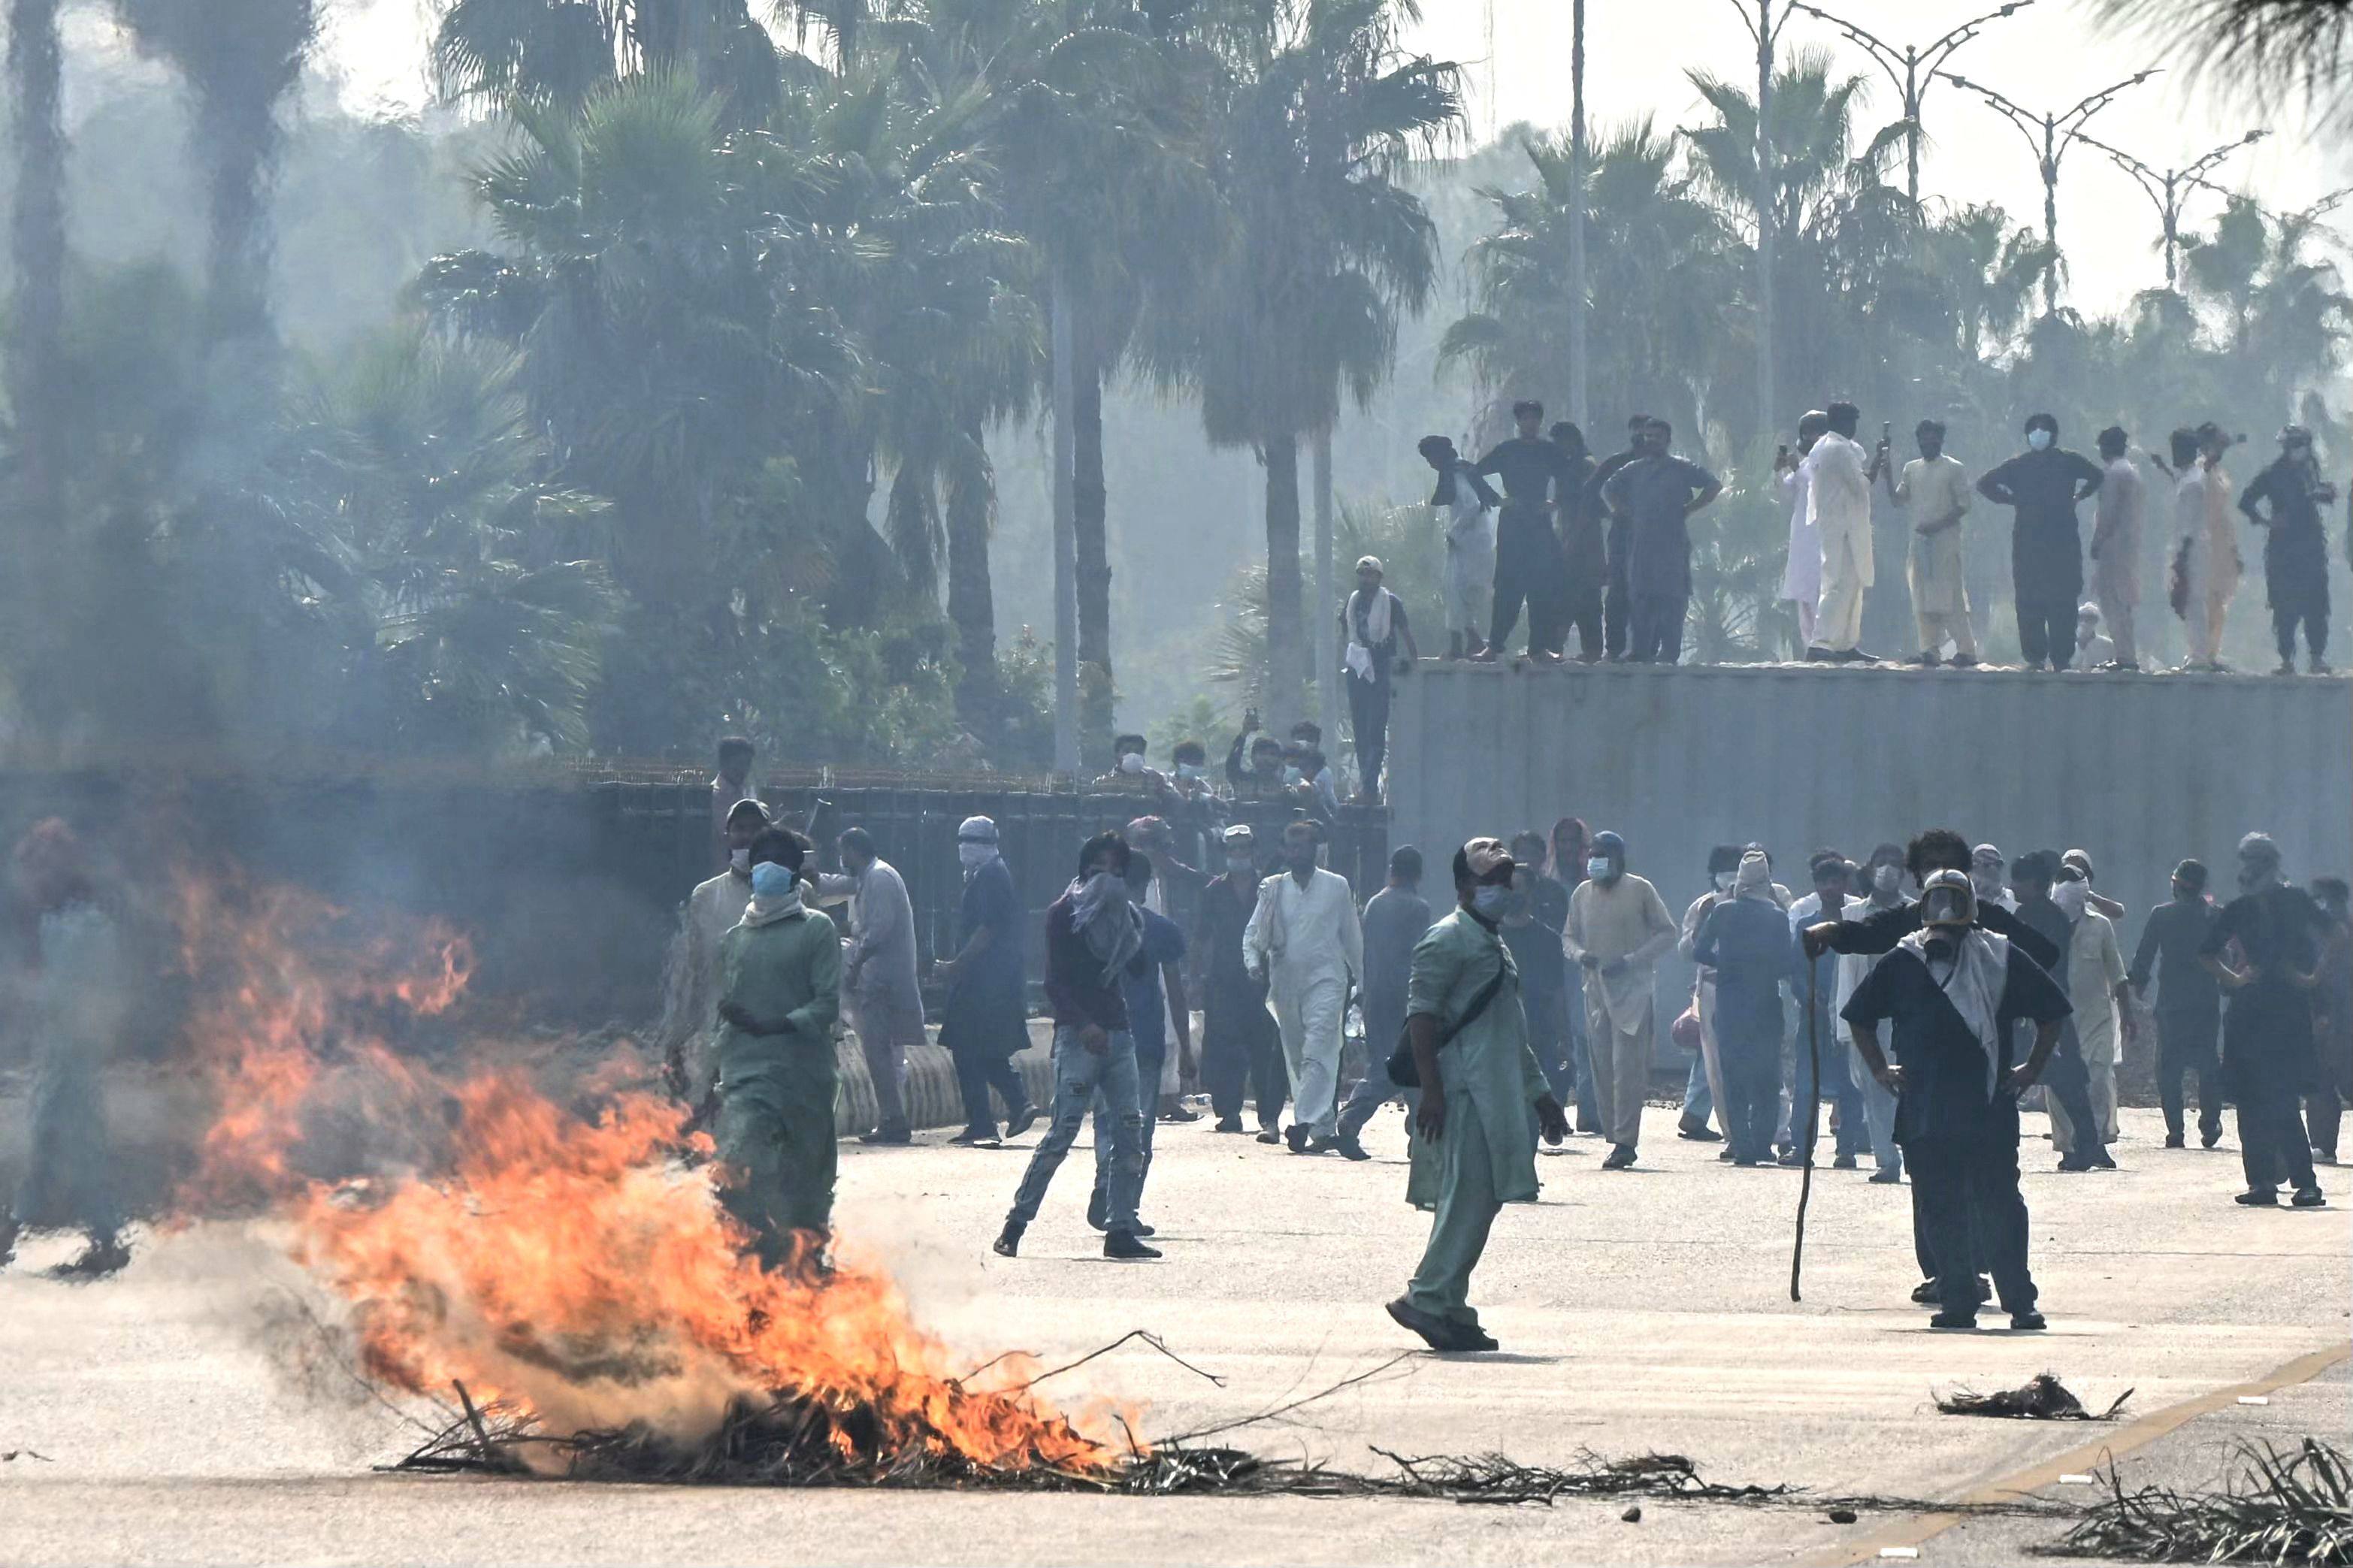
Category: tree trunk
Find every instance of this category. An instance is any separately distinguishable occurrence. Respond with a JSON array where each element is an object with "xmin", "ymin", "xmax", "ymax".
[
  {"xmin": 1311, "ymin": 423, "xmax": 1335, "ymax": 744},
  {"xmin": 885, "ymin": 458, "xmax": 940, "ymax": 603},
  {"xmin": 1072, "ymin": 310, "xmax": 1114, "ymax": 769},
  {"xmin": 944, "ymin": 416, "xmax": 998, "ymax": 728},
  {"xmin": 1263, "ymin": 428, "xmax": 1304, "ymax": 723},
  {"xmin": 1049, "ymin": 270, "xmax": 1078, "ymax": 773},
  {"xmin": 8, "ymin": 0, "xmax": 65, "ymax": 546}
]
